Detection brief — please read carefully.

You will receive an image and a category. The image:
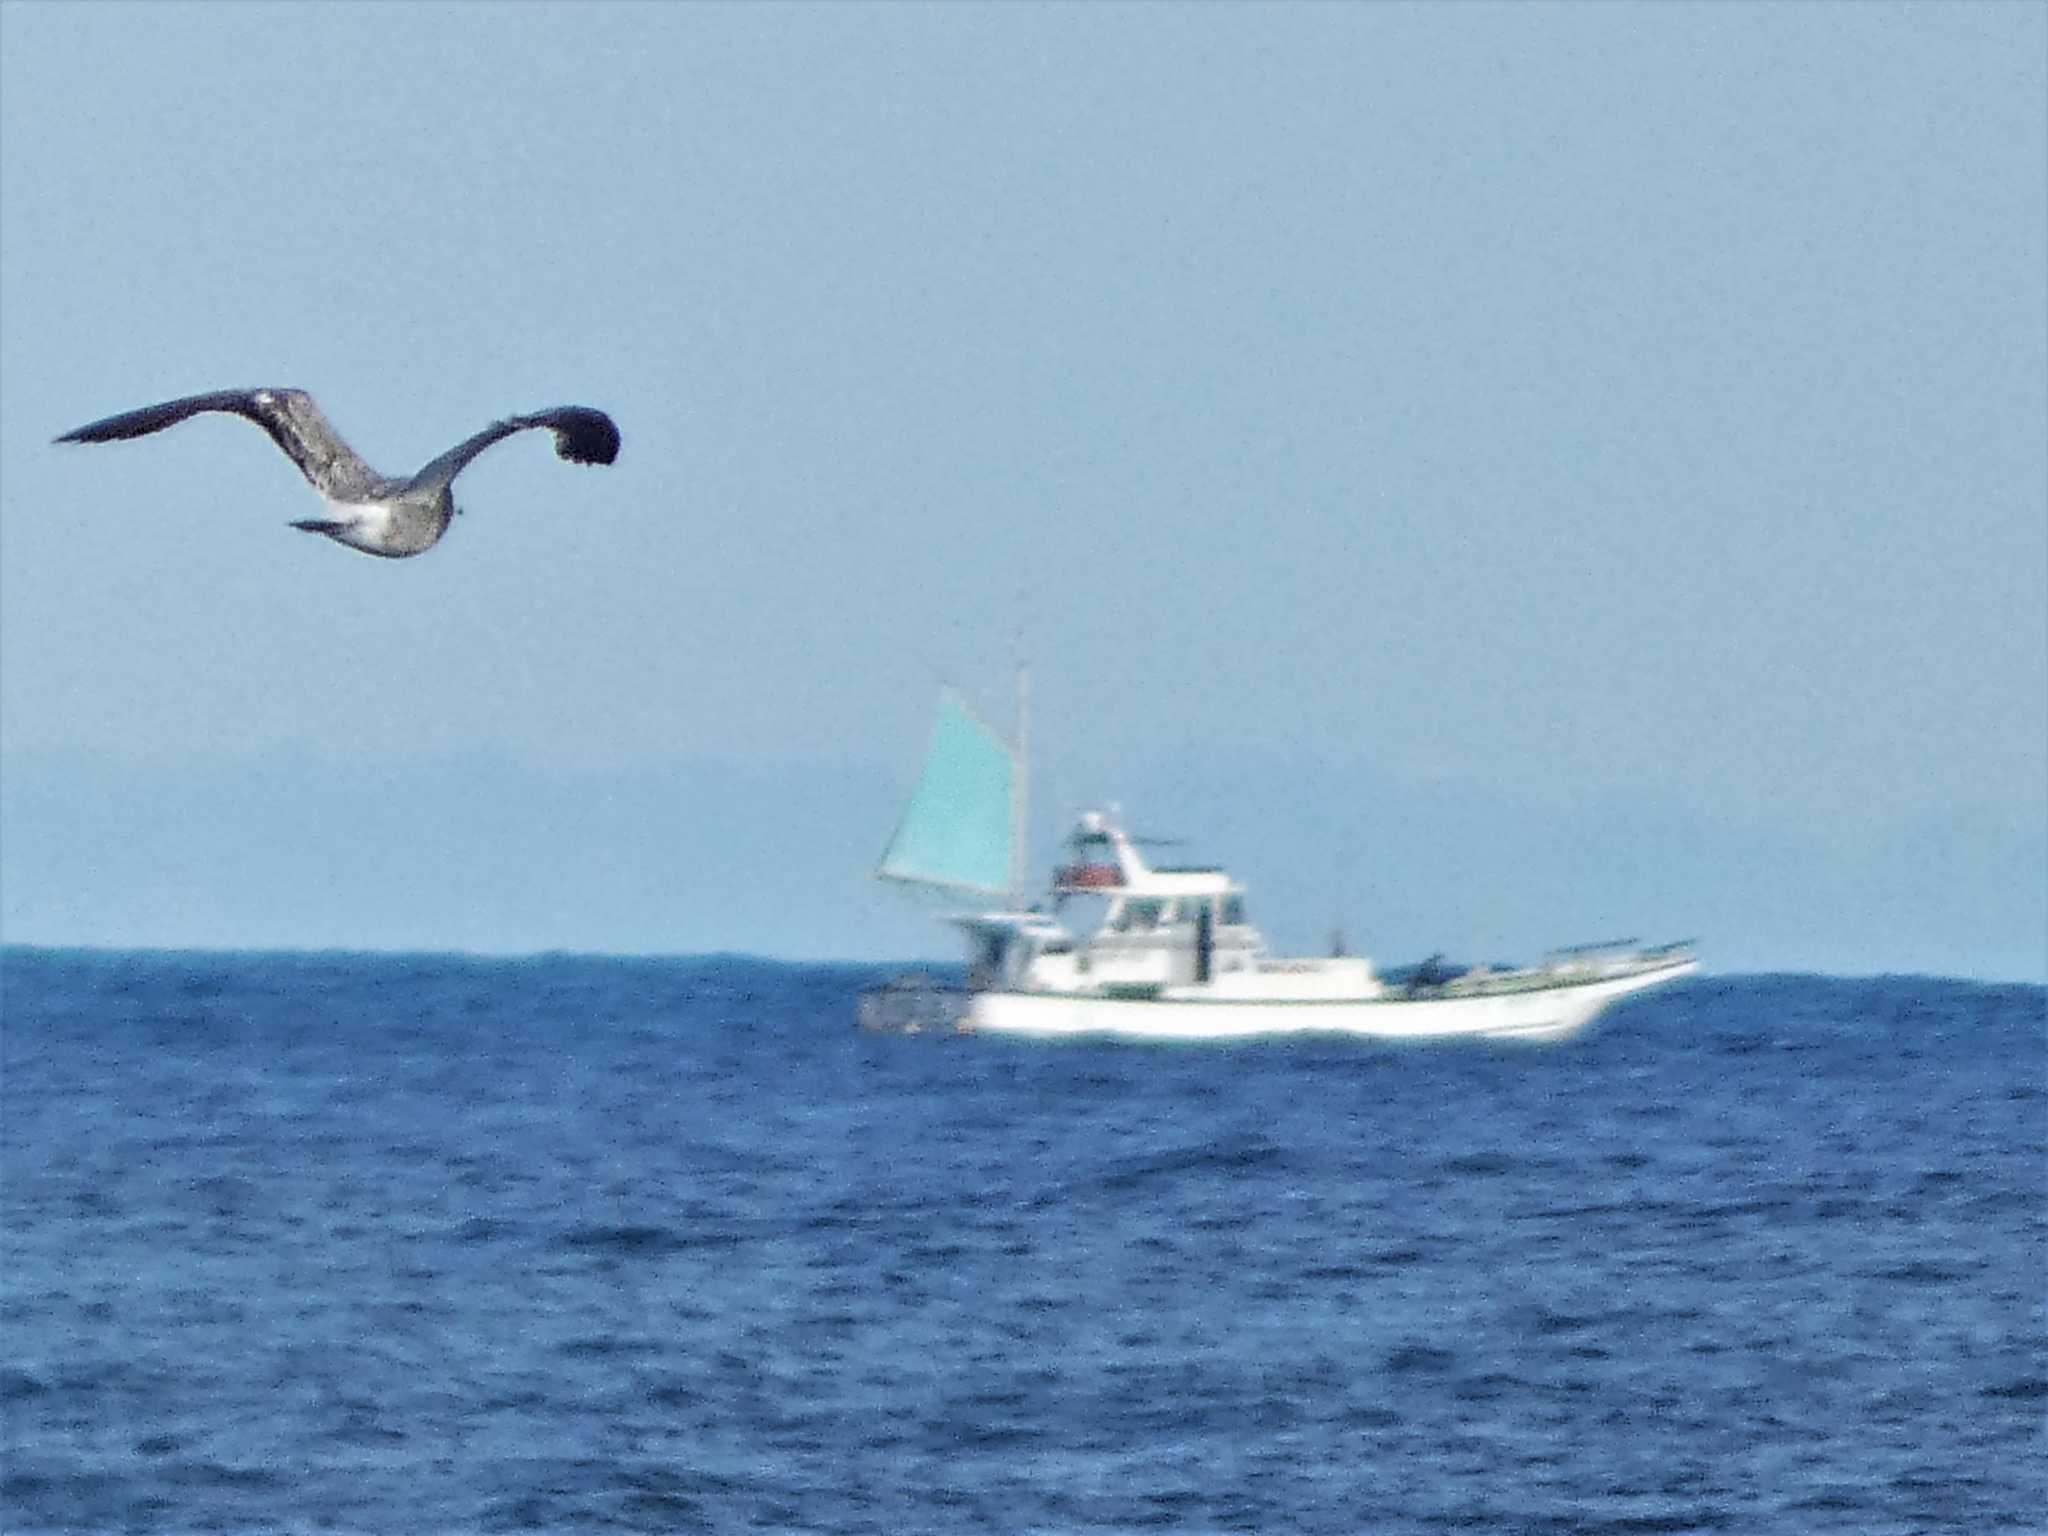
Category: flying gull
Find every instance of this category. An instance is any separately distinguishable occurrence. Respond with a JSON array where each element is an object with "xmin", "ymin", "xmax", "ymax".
[{"xmin": 56, "ymin": 388, "xmax": 621, "ymax": 558}]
